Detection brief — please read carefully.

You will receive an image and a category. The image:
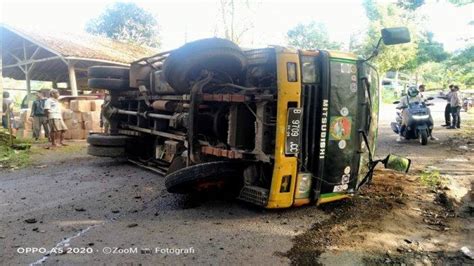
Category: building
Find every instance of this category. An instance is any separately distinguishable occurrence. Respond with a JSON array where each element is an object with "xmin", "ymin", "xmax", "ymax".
[{"xmin": 1, "ymin": 24, "xmax": 157, "ymax": 97}]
